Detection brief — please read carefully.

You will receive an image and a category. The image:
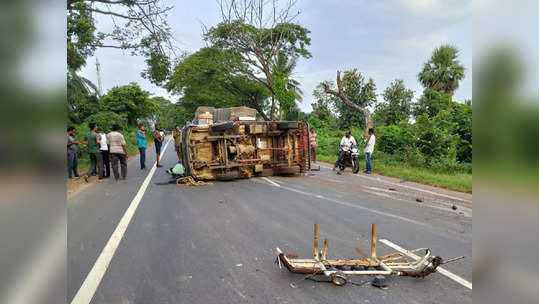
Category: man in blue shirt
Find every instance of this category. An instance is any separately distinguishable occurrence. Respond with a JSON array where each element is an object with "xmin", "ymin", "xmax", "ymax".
[{"xmin": 136, "ymin": 124, "xmax": 147, "ymax": 170}]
